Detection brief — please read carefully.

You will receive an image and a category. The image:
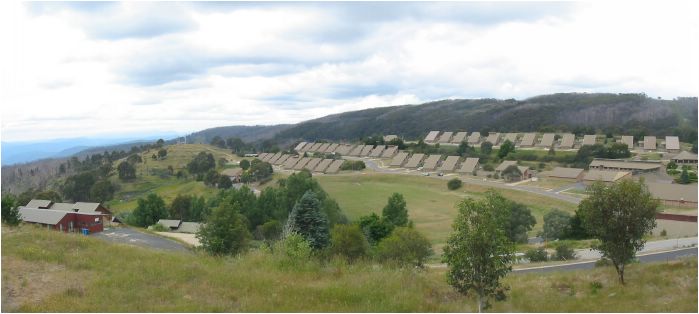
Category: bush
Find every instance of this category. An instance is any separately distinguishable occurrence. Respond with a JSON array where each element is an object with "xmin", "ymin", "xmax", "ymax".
[
  {"xmin": 279, "ymin": 232, "xmax": 312, "ymax": 261},
  {"xmin": 595, "ymin": 258, "xmax": 612, "ymax": 267},
  {"xmin": 552, "ymin": 244, "xmax": 575, "ymax": 261},
  {"xmin": 542, "ymin": 209, "xmax": 572, "ymax": 240},
  {"xmin": 589, "ymin": 281, "xmax": 603, "ymax": 294},
  {"xmin": 340, "ymin": 160, "xmax": 366, "ymax": 171},
  {"xmin": 151, "ymin": 223, "xmax": 168, "ymax": 232},
  {"xmin": 483, "ymin": 164, "xmax": 495, "ymax": 171},
  {"xmin": 525, "ymin": 247, "xmax": 548, "ymax": 262},
  {"xmin": 447, "ymin": 178, "xmax": 462, "ymax": 190},
  {"xmin": 660, "ymin": 229, "xmax": 667, "ymax": 237},
  {"xmin": 330, "ymin": 224, "xmax": 369, "ymax": 262},
  {"xmin": 376, "ymin": 227, "xmax": 433, "ymax": 268}
]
